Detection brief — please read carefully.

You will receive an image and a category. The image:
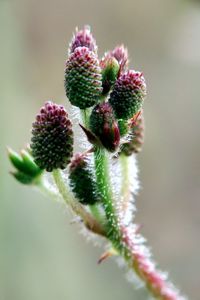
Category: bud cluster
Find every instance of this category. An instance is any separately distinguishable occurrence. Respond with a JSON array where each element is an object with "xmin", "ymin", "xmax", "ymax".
[
  {"xmin": 10, "ymin": 26, "xmax": 146, "ymax": 201},
  {"xmin": 8, "ymin": 26, "xmax": 186, "ymax": 300}
]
